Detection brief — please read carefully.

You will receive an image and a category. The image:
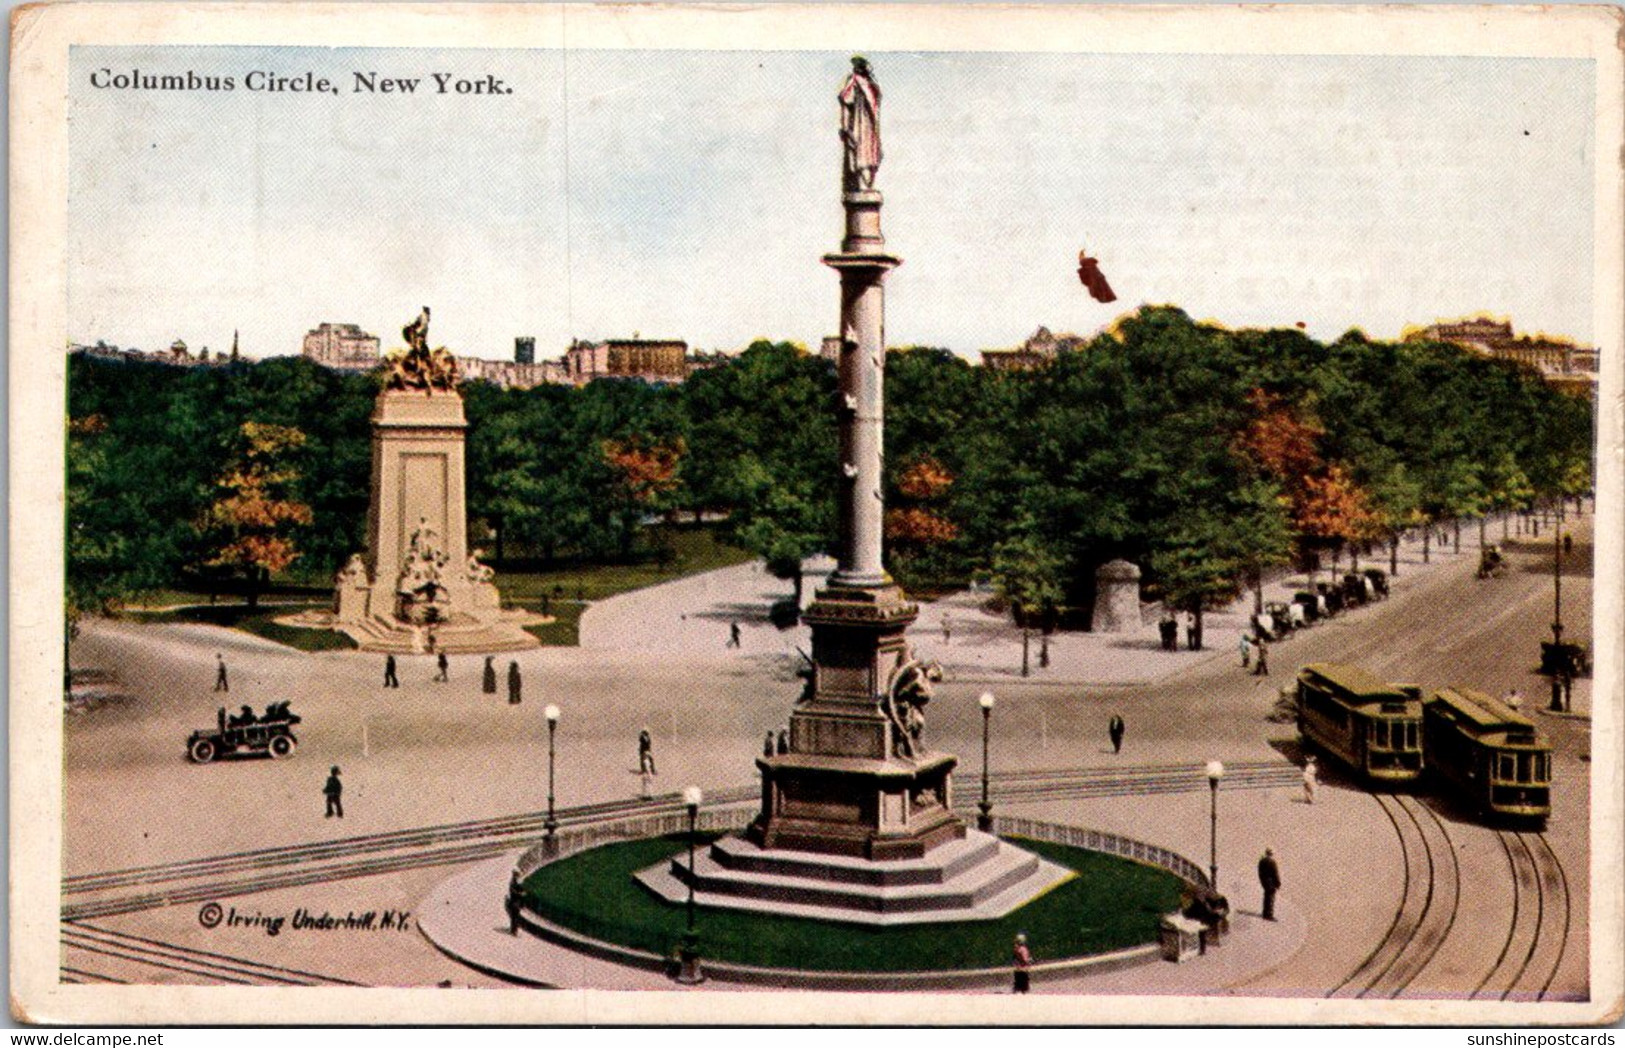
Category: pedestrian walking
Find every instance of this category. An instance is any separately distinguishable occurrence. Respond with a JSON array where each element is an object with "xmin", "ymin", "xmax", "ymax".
[
  {"xmin": 1258, "ymin": 848, "xmax": 1281, "ymax": 920},
  {"xmin": 506, "ymin": 870, "xmax": 523, "ymax": 935},
  {"xmin": 776, "ymin": 729, "xmax": 790, "ymax": 755},
  {"xmin": 1108, "ymin": 714, "xmax": 1125, "ymax": 755},
  {"xmin": 435, "ymin": 651, "xmax": 449, "ymax": 683},
  {"xmin": 763, "ymin": 731, "xmax": 776, "ymax": 757},
  {"xmin": 639, "ymin": 728, "xmax": 658, "ymax": 776},
  {"xmin": 383, "ymin": 654, "xmax": 399, "ymax": 689},
  {"xmin": 1239, "ymin": 631, "xmax": 1251, "ymax": 669},
  {"xmin": 942, "ymin": 614, "xmax": 952, "ymax": 645},
  {"xmin": 482, "ymin": 655, "xmax": 497, "ymax": 695},
  {"xmin": 727, "ymin": 621, "xmax": 742, "ymax": 649},
  {"xmin": 214, "ymin": 653, "xmax": 229, "ymax": 693},
  {"xmin": 1253, "ymin": 637, "xmax": 1270, "ymax": 676},
  {"xmin": 1159, "ymin": 612, "xmax": 1178, "ymax": 651},
  {"xmin": 1563, "ymin": 532, "xmax": 1573, "ymax": 556},
  {"xmin": 1011, "ymin": 933, "xmax": 1032, "ymax": 994},
  {"xmin": 1302, "ymin": 757, "xmax": 1317, "ymax": 805},
  {"xmin": 323, "ymin": 766, "xmax": 344, "ymax": 819},
  {"xmin": 507, "ymin": 661, "xmax": 522, "ymax": 705}
]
